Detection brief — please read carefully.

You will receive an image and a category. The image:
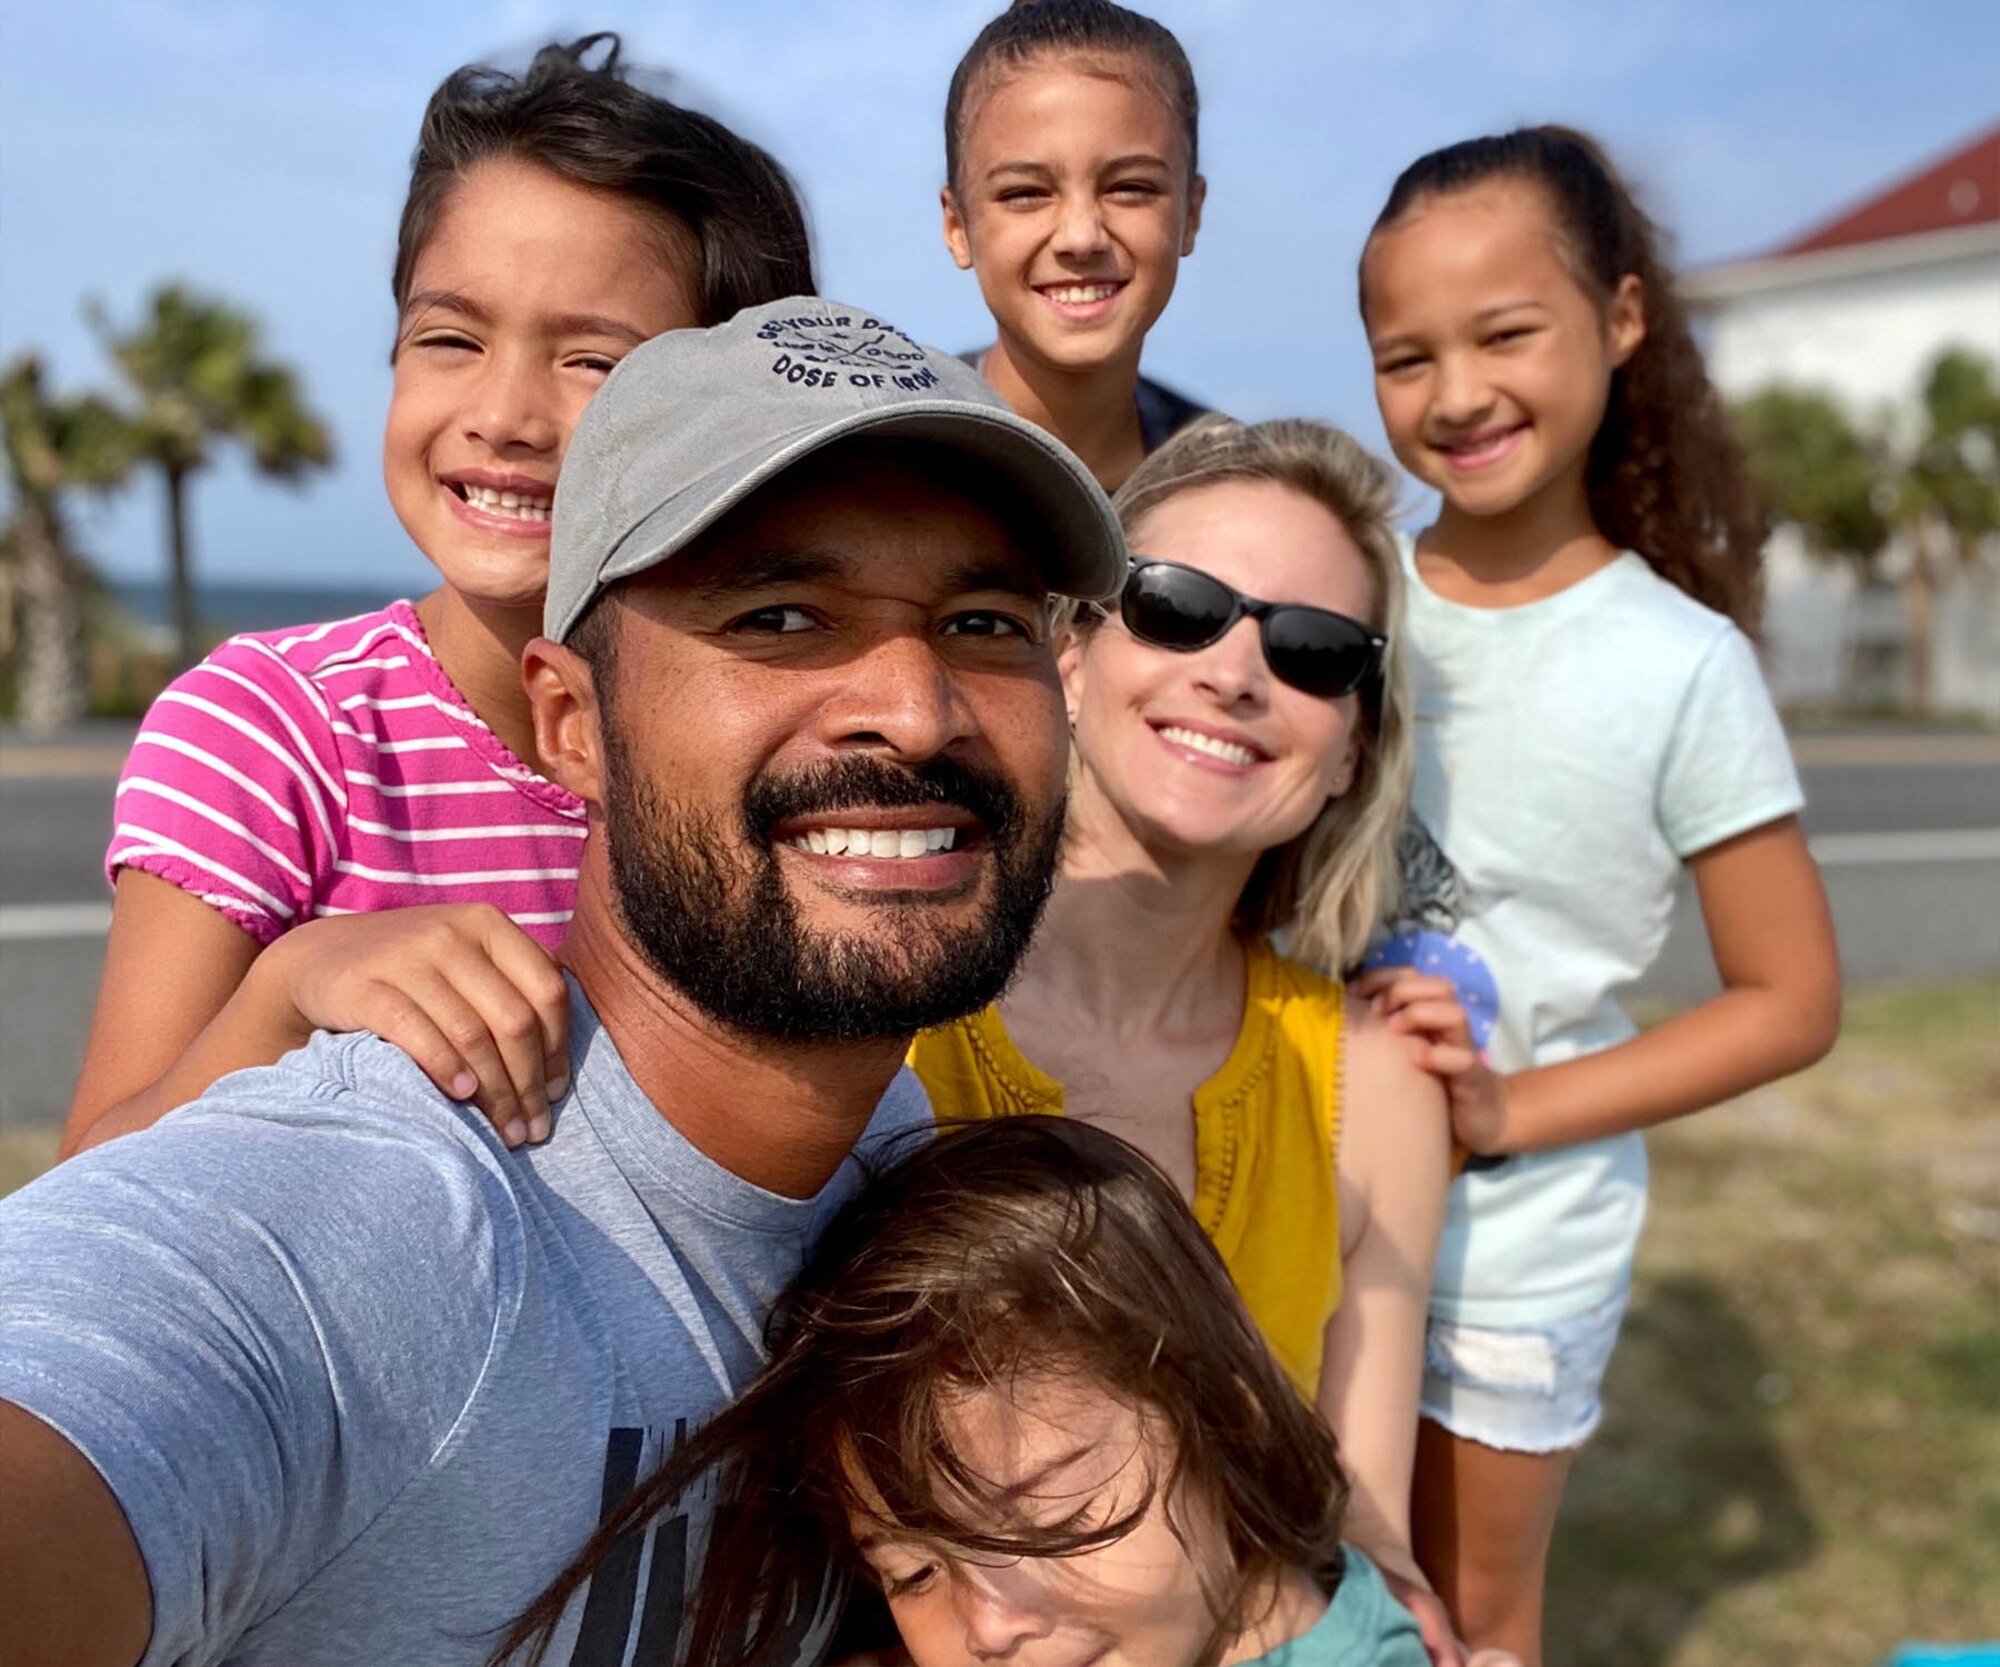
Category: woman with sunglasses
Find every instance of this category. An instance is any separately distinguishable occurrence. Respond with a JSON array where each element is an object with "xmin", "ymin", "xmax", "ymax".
[{"xmin": 911, "ymin": 414, "xmax": 1471, "ymax": 1666}]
